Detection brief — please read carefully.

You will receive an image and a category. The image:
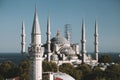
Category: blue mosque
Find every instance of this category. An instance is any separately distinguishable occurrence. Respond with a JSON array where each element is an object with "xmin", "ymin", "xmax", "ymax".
[{"xmin": 21, "ymin": 6, "xmax": 99, "ymax": 80}]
